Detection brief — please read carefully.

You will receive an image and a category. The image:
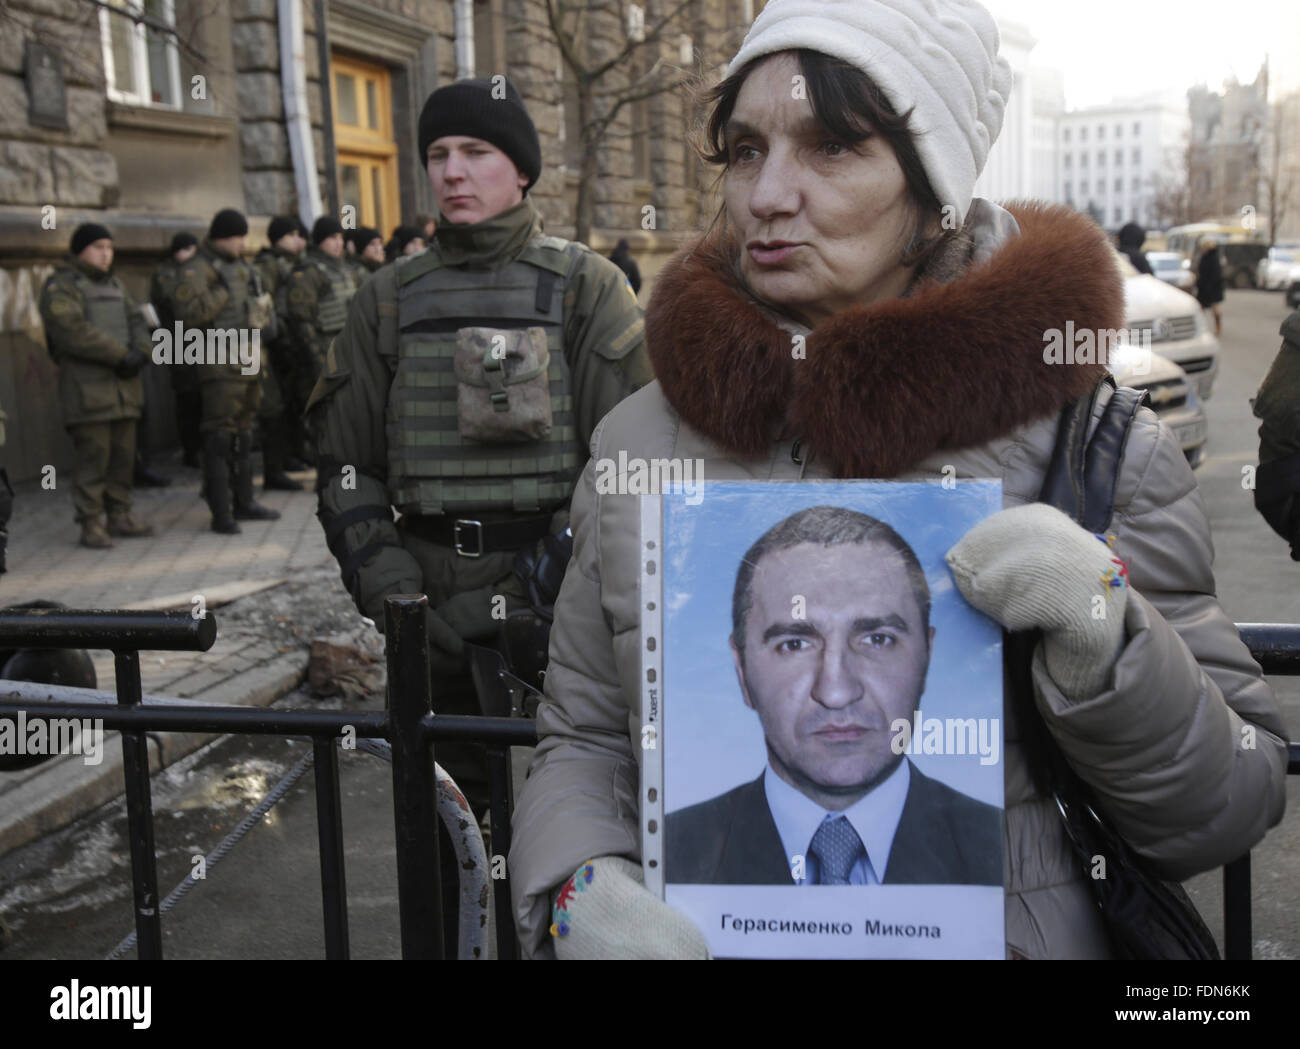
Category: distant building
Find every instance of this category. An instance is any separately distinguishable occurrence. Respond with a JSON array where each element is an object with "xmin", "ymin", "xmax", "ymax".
[
  {"xmin": 973, "ymin": 18, "xmax": 1036, "ymax": 204},
  {"xmin": 1187, "ymin": 65, "xmax": 1269, "ymax": 227},
  {"xmin": 1057, "ymin": 95, "xmax": 1189, "ymax": 231}
]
